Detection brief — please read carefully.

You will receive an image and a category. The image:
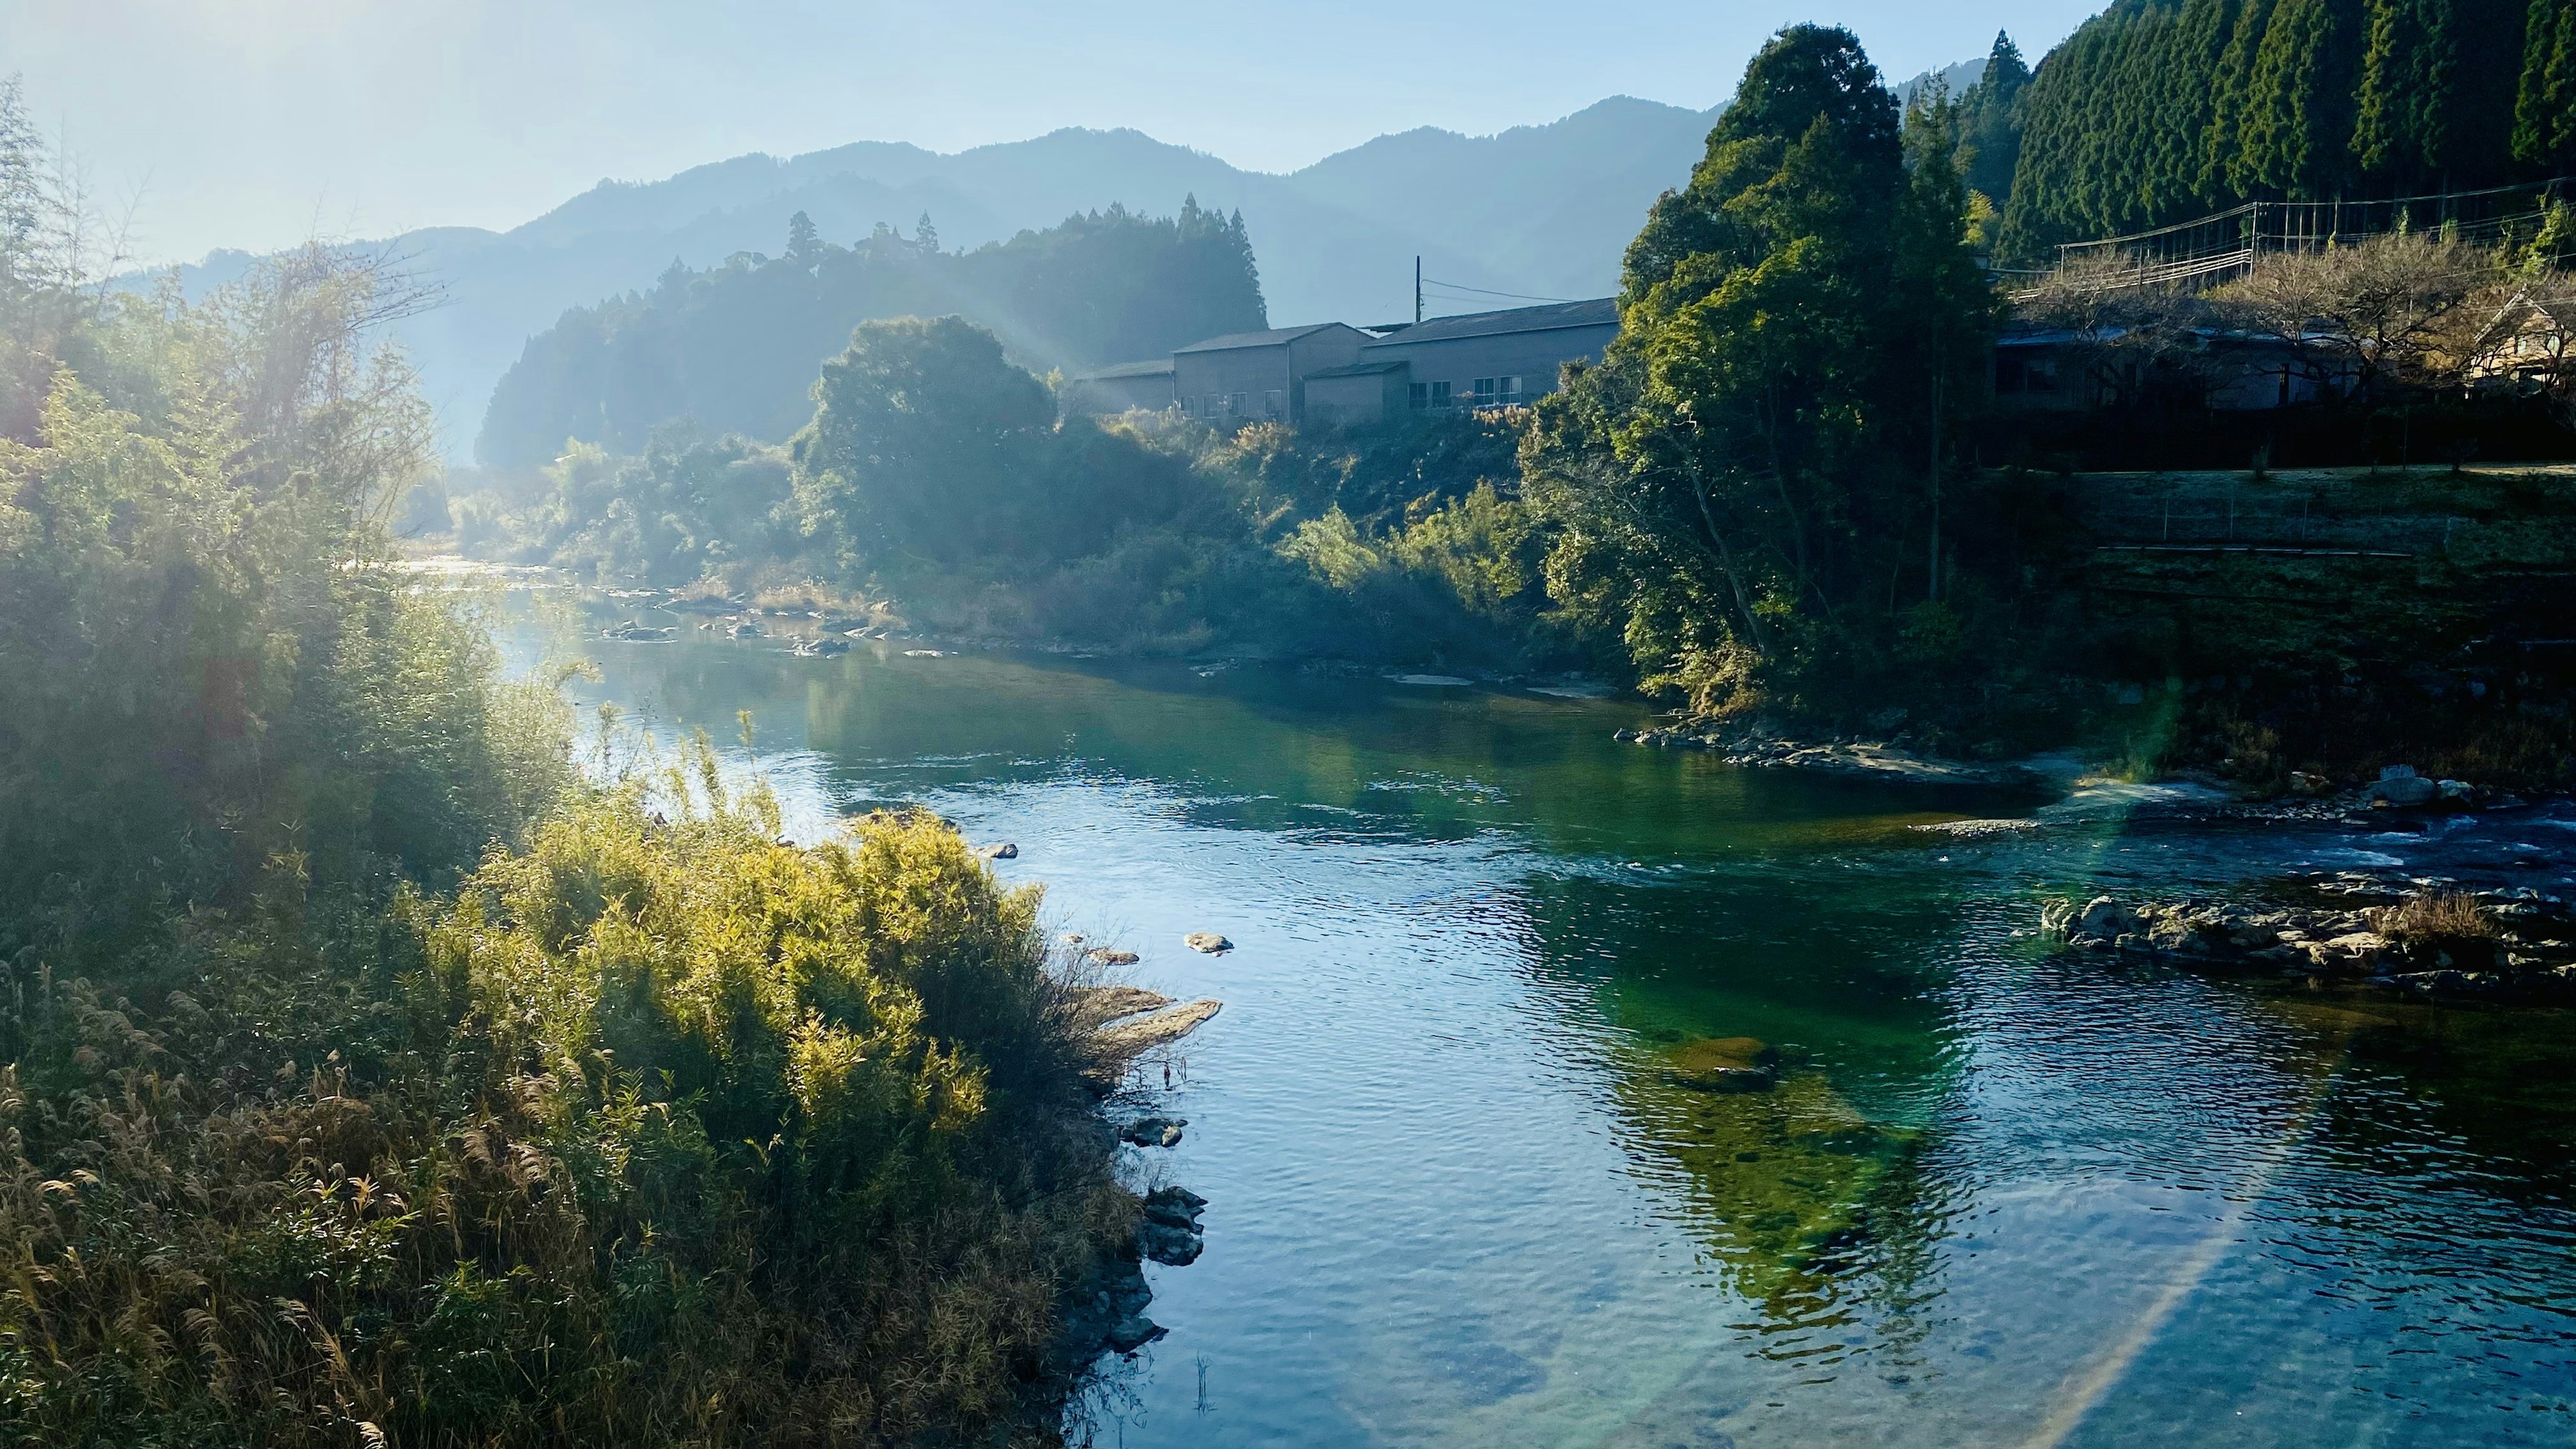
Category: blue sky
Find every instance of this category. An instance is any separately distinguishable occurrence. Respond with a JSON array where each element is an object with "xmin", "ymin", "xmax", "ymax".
[{"xmin": 9, "ymin": 0, "xmax": 2105, "ymax": 266}]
